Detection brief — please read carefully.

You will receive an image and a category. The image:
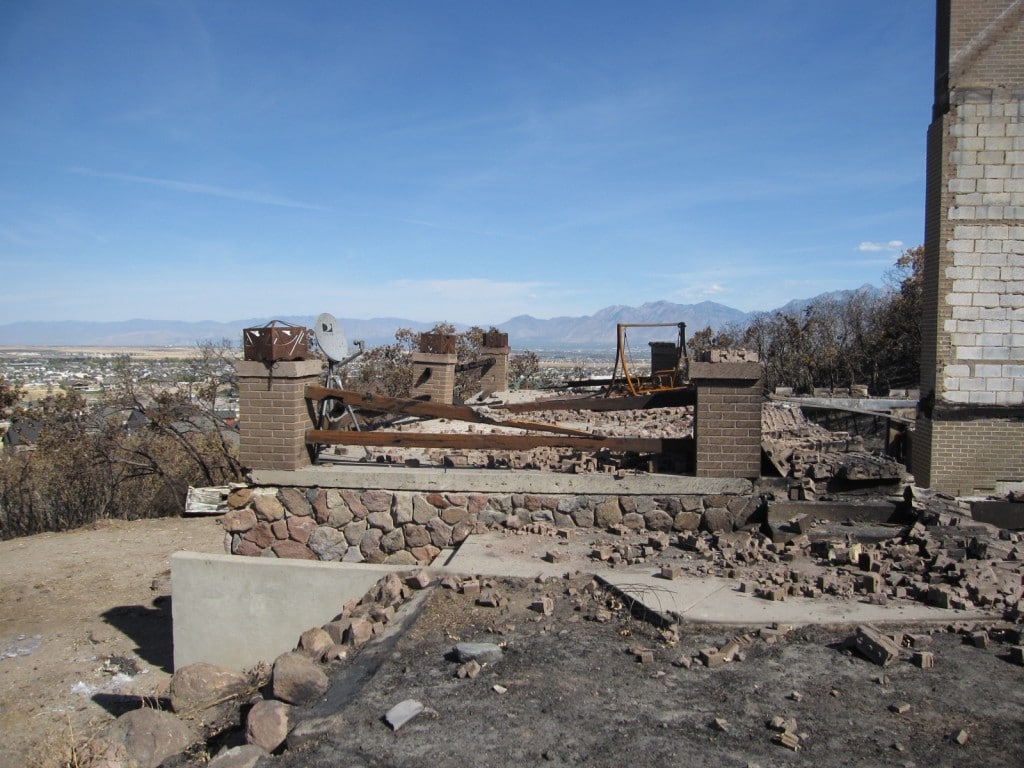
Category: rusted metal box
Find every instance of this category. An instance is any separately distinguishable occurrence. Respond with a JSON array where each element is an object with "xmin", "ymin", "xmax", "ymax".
[
  {"xmin": 243, "ymin": 320, "xmax": 309, "ymax": 363},
  {"xmin": 483, "ymin": 330, "xmax": 509, "ymax": 348},
  {"xmin": 419, "ymin": 333, "xmax": 457, "ymax": 355},
  {"xmin": 649, "ymin": 341, "xmax": 680, "ymax": 373}
]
